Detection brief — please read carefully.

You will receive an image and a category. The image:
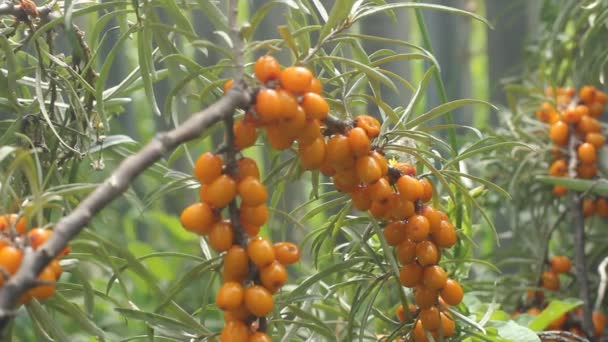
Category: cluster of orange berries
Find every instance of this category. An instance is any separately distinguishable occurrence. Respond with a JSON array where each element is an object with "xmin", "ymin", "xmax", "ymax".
[
  {"xmin": 0, "ymin": 213, "xmax": 69, "ymax": 304},
  {"xmin": 180, "ymin": 152, "xmax": 301, "ymax": 341},
  {"xmin": 582, "ymin": 197, "xmax": 608, "ymax": 218},
  {"xmin": 538, "ymin": 86, "xmax": 606, "ymax": 196}
]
